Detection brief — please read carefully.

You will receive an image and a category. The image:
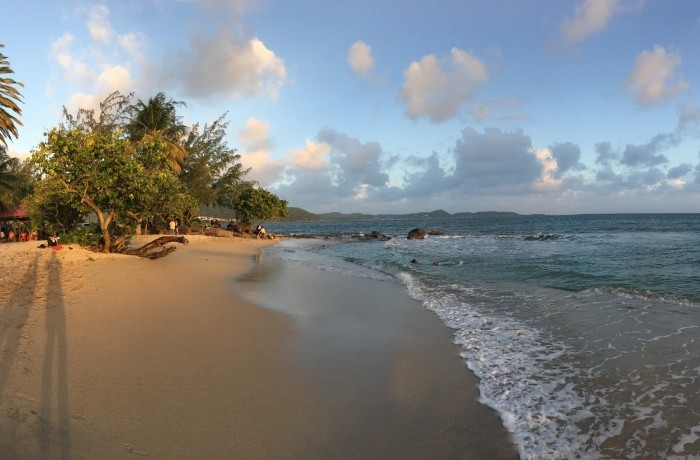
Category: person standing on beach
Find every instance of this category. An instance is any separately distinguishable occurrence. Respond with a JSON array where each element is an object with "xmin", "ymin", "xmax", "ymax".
[{"xmin": 169, "ymin": 219, "xmax": 176, "ymax": 235}]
